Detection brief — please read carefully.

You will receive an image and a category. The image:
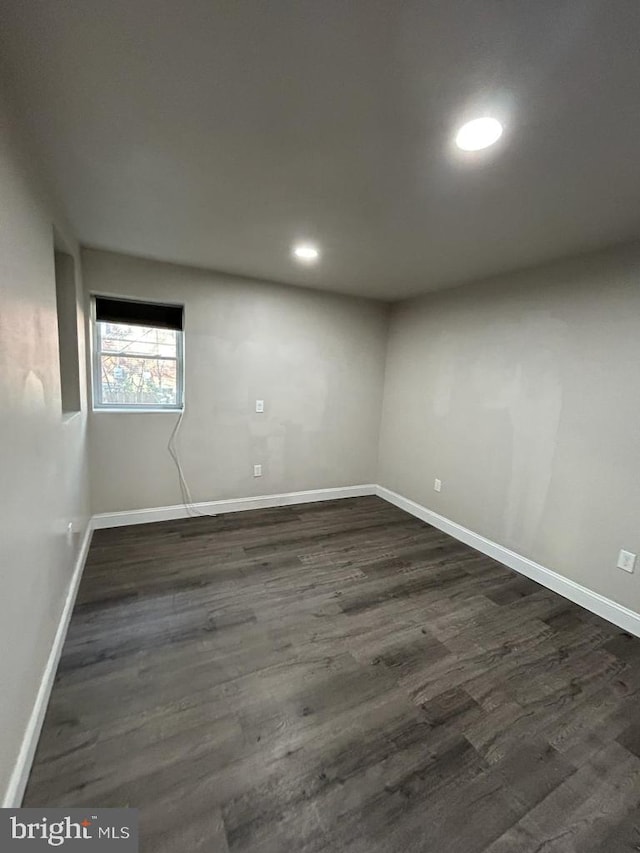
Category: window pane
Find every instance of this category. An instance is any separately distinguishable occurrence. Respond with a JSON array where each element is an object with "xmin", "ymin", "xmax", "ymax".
[
  {"xmin": 99, "ymin": 354, "xmax": 178, "ymax": 406},
  {"xmin": 99, "ymin": 322, "xmax": 178, "ymax": 359}
]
